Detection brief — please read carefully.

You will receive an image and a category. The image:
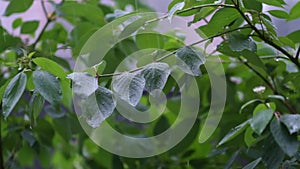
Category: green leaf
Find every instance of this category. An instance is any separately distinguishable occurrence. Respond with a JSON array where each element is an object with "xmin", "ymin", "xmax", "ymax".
[
  {"xmin": 242, "ymin": 158, "xmax": 262, "ymax": 169},
  {"xmin": 287, "ymin": 30, "xmax": 300, "ymax": 44},
  {"xmin": 29, "ymin": 91, "xmax": 45, "ymax": 127},
  {"xmin": 262, "ymin": 136, "xmax": 285, "ymax": 169},
  {"xmin": 140, "ymin": 62, "xmax": 170, "ymax": 93},
  {"xmin": 33, "ymin": 57, "xmax": 67, "ymax": 79},
  {"xmin": 198, "ymin": 8, "xmax": 239, "ymax": 37},
  {"xmin": 228, "ymin": 33, "xmax": 257, "ymax": 52},
  {"xmin": 2, "ymin": 72, "xmax": 27, "ymax": 119},
  {"xmin": 218, "ymin": 120, "xmax": 250, "ymax": 146},
  {"xmin": 280, "ymin": 115, "xmax": 300, "ymax": 134},
  {"xmin": 268, "ymin": 10, "xmax": 289, "ymax": 19},
  {"xmin": 168, "ymin": 2, "xmax": 185, "ymax": 22},
  {"xmin": 175, "ymin": 46, "xmax": 206, "ymax": 76},
  {"xmin": 112, "ymin": 72, "xmax": 145, "ymax": 106},
  {"xmin": 242, "ymin": 0, "xmax": 262, "ymax": 12},
  {"xmin": 250, "ymin": 109, "xmax": 274, "ymax": 135},
  {"xmin": 67, "ymin": 72, "xmax": 98, "ymax": 97},
  {"xmin": 256, "ymin": 0, "xmax": 285, "ymax": 7},
  {"xmin": 81, "ymin": 87, "xmax": 116, "ymax": 128},
  {"xmin": 20, "ymin": 21, "xmax": 39, "ymax": 35},
  {"xmin": 4, "ymin": 0, "xmax": 34, "ymax": 16},
  {"xmin": 33, "ymin": 71, "xmax": 62, "ymax": 105},
  {"xmin": 239, "ymin": 99, "xmax": 263, "ymax": 114},
  {"xmin": 244, "ymin": 127, "xmax": 256, "ymax": 148},
  {"xmin": 270, "ymin": 120, "xmax": 299, "ymax": 157},
  {"xmin": 12, "ymin": 18, "xmax": 23, "ymax": 29},
  {"xmin": 289, "ymin": 1, "xmax": 300, "ymax": 21}
]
